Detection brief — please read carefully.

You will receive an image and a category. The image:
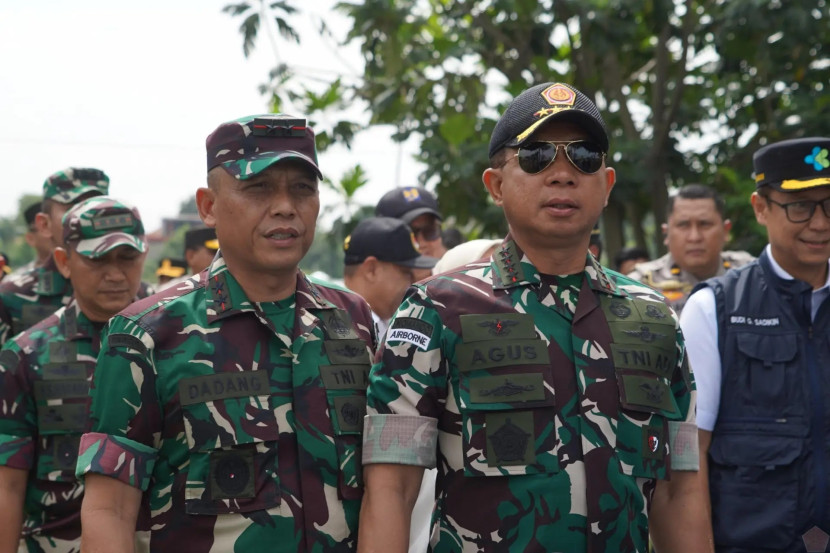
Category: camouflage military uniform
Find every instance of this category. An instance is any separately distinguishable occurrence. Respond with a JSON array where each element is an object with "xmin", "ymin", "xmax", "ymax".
[
  {"xmin": 627, "ymin": 250, "xmax": 755, "ymax": 313},
  {"xmin": 0, "ymin": 168, "xmax": 110, "ymax": 347},
  {"xmin": 76, "ymin": 253, "xmax": 376, "ymax": 552},
  {"xmin": 363, "ymin": 238, "xmax": 698, "ymax": 553},
  {"xmin": 0, "ymin": 301, "xmax": 103, "ymax": 552}
]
